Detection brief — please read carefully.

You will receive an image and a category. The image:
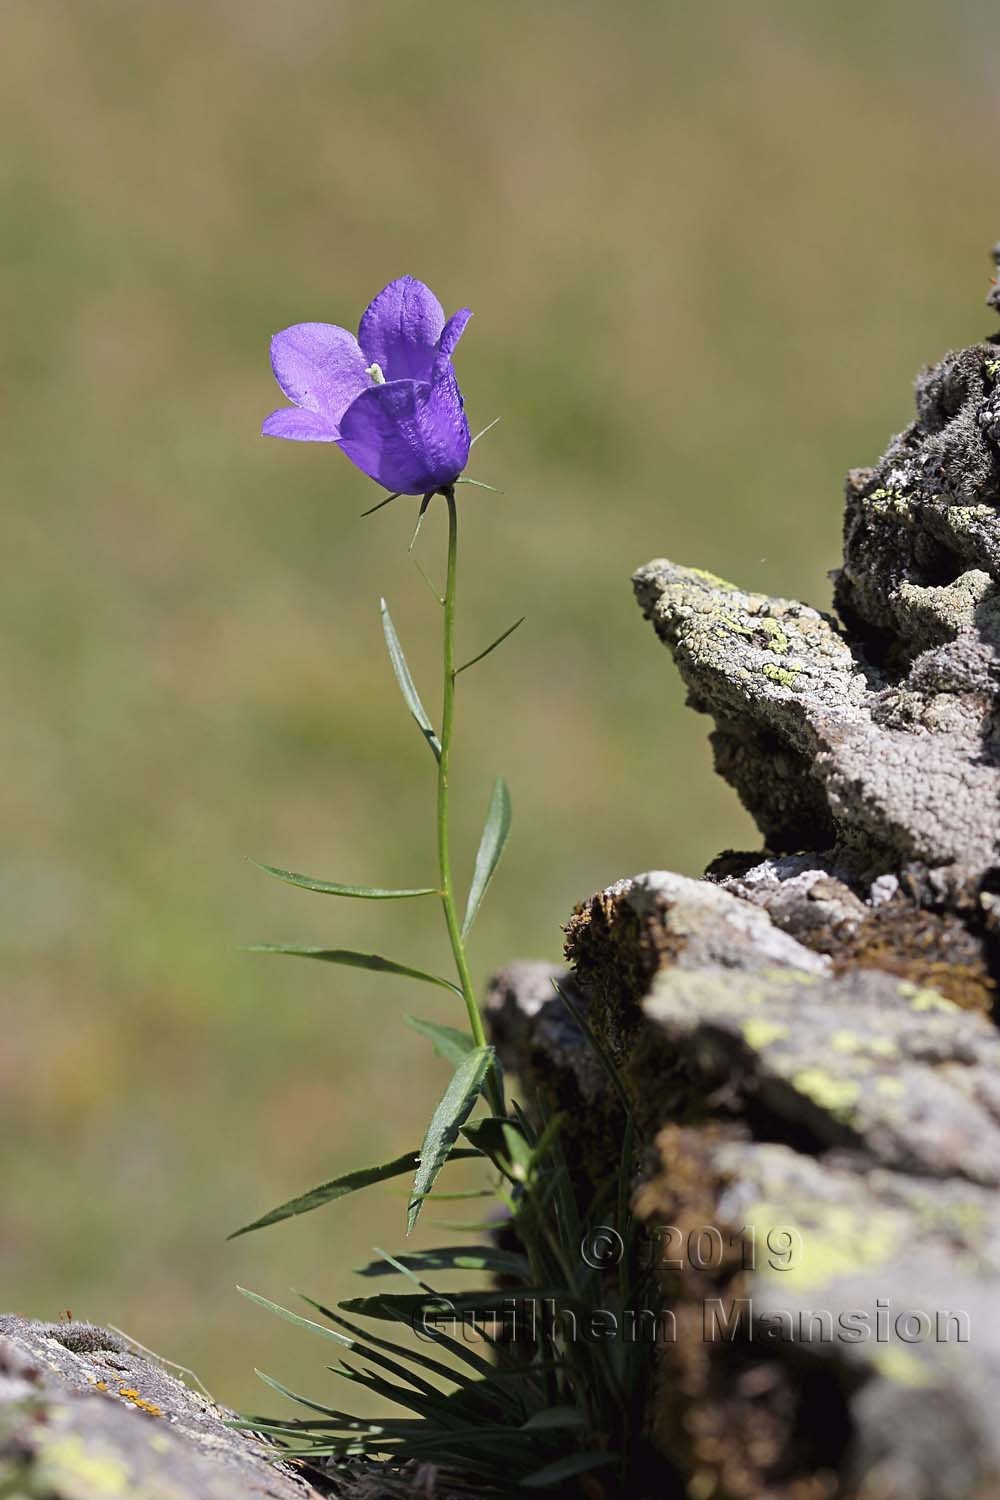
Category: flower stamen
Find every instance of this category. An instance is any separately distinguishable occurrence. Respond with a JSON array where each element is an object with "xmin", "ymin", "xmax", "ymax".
[{"xmin": 365, "ymin": 362, "xmax": 387, "ymax": 385}]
